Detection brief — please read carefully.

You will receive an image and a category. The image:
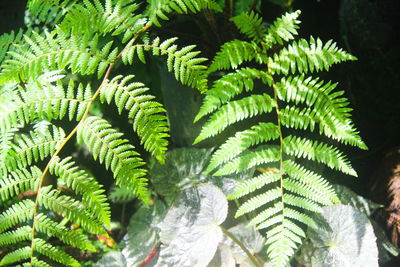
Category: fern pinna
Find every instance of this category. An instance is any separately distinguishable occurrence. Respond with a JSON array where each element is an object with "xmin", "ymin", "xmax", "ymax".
[
  {"xmin": 0, "ymin": 0, "xmax": 214, "ymax": 265},
  {"xmin": 194, "ymin": 10, "xmax": 367, "ymax": 266}
]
